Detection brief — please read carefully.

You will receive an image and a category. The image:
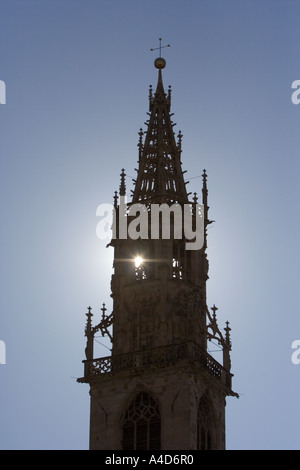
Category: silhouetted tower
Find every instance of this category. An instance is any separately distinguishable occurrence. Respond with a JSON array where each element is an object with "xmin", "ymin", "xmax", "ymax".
[{"xmin": 78, "ymin": 44, "xmax": 237, "ymax": 450}]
